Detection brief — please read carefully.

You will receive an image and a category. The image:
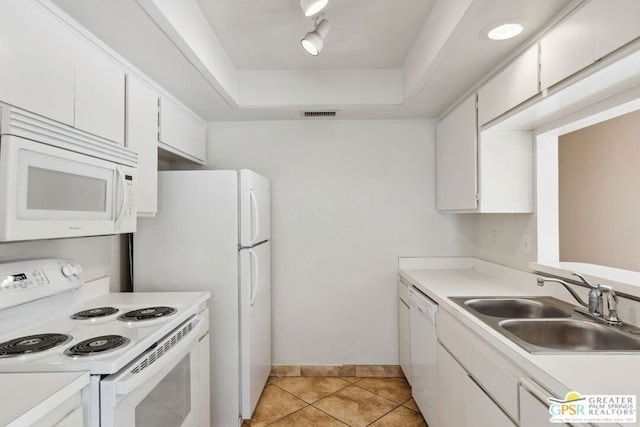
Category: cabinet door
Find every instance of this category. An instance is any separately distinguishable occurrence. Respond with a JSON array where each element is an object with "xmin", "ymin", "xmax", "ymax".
[
  {"xmin": 398, "ymin": 297, "xmax": 411, "ymax": 384},
  {"xmin": 75, "ymin": 43, "xmax": 126, "ymax": 144},
  {"xmin": 478, "ymin": 45, "xmax": 539, "ymax": 125},
  {"xmin": 126, "ymin": 74, "xmax": 158, "ymax": 215},
  {"xmin": 478, "ymin": 129, "xmax": 533, "ymax": 213},
  {"xmin": 540, "ymin": 4, "xmax": 594, "ymax": 90},
  {"xmin": 592, "ymin": 0, "xmax": 640, "ymax": 60},
  {"xmin": 436, "ymin": 343, "xmax": 467, "ymax": 427},
  {"xmin": 436, "ymin": 95, "xmax": 477, "ymax": 211},
  {"xmin": 519, "ymin": 381, "xmax": 571, "ymax": 427},
  {"xmin": 0, "ymin": 0, "xmax": 76, "ymax": 126},
  {"xmin": 464, "ymin": 375, "xmax": 515, "ymax": 427},
  {"xmin": 158, "ymin": 97, "xmax": 206, "ymax": 163}
]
